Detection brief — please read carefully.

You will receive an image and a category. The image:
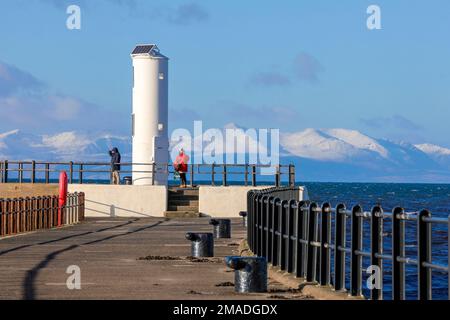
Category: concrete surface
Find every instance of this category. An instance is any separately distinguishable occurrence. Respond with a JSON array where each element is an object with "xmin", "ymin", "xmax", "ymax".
[
  {"xmin": 0, "ymin": 184, "xmax": 59, "ymax": 198},
  {"xmin": 67, "ymin": 185, "xmax": 307, "ymax": 218},
  {"xmin": 0, "ymin": 218, "xmax": 312, "ymax": 300},
  {"xmin": 239, "ymin": 240, "xmax": 362, "ymax": 300},
  {"xmin": 67, "ymin": 184, "xmax": 168, "ymax": 218},
  {"xmin": 199, "ymin": 186, "xmax": 307, "ymax": 217}
]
